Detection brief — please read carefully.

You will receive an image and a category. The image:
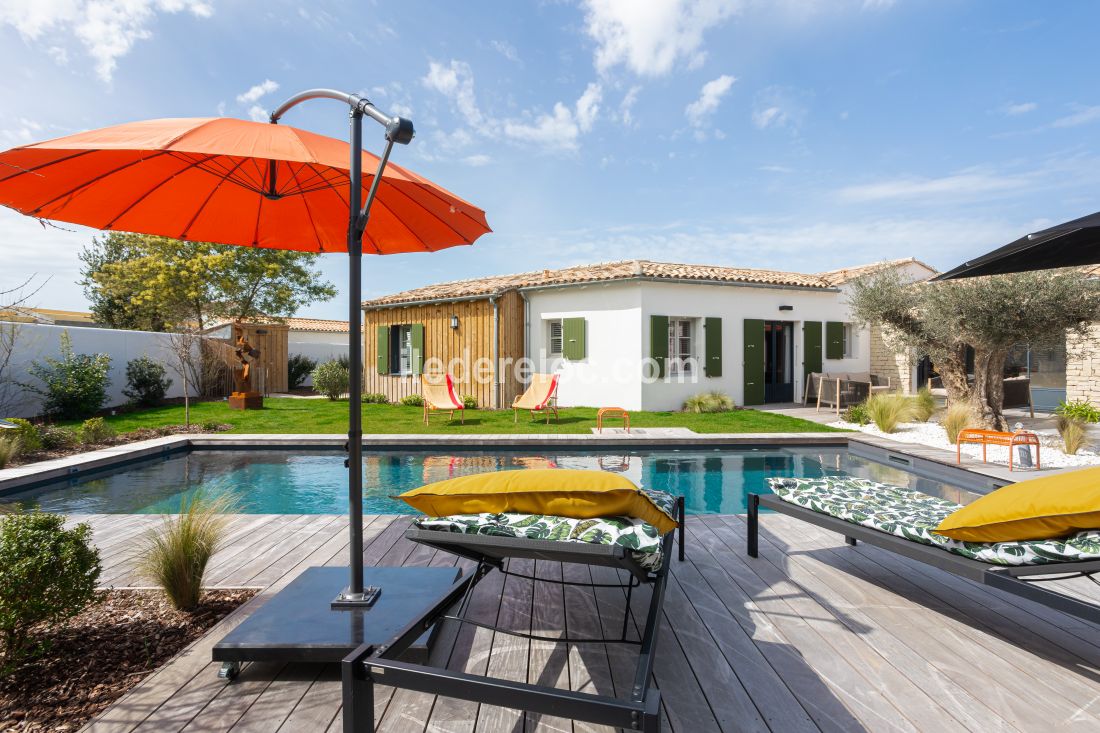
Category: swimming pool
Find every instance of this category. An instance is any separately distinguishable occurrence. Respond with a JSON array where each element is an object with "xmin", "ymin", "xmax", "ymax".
[{"xmin": 0, "ymin": 446, "xmax": 980, "ymax": 515}]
